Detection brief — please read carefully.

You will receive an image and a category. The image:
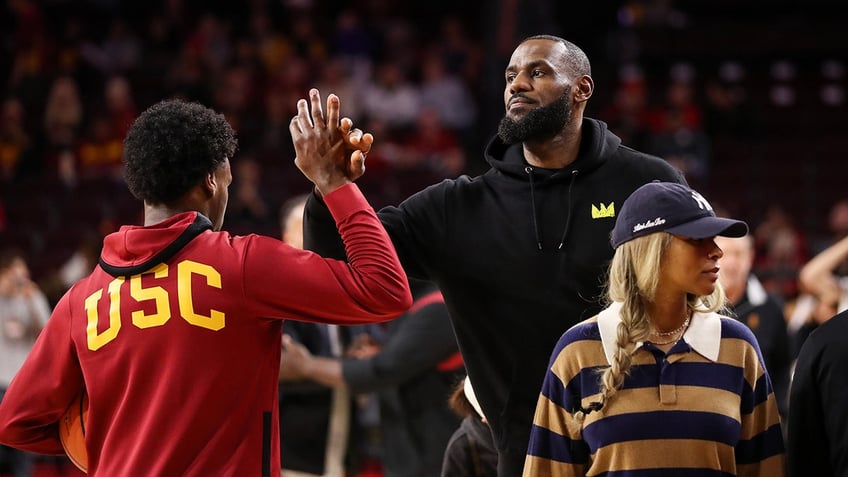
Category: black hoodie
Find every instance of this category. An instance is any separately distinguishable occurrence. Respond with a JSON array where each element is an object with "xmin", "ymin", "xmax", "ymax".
[{"xmin": 304, "ymin": 118, "xmax": 685, "ymax": 476}]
